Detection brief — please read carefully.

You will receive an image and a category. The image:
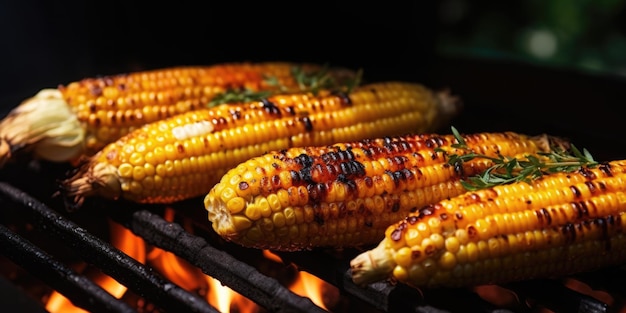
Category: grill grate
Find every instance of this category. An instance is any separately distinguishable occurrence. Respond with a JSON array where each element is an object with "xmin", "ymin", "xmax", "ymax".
[{"xmin": 0, "ymin": 176, "xmax": 622, "ymax": 313}]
